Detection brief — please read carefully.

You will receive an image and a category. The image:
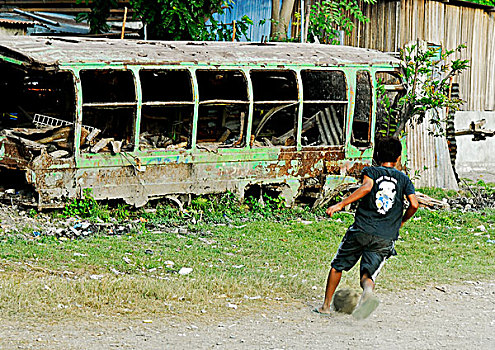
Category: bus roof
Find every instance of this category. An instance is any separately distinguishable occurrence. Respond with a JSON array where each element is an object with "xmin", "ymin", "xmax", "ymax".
[{"xmin": 0, "ymin": 36, "xmax": 400, "ymax": 68}]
